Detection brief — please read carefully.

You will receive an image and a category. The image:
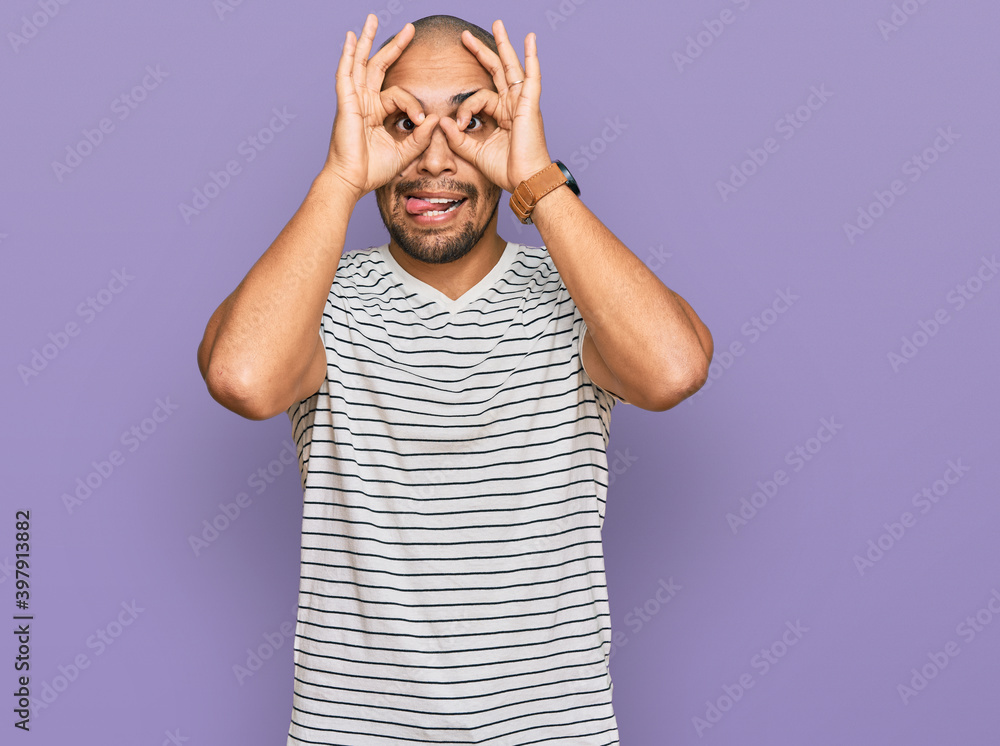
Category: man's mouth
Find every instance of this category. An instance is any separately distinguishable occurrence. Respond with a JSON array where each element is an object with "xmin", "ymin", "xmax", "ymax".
[{"xmin": 404, "ymin": 194, "xmax": 468, "ymax": 216}]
